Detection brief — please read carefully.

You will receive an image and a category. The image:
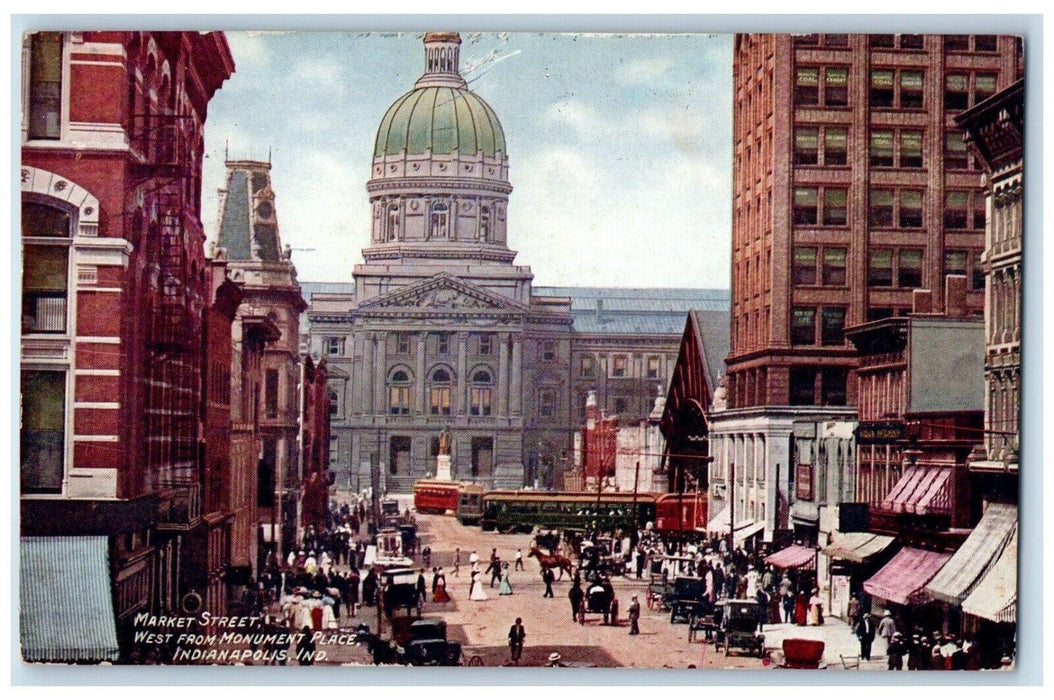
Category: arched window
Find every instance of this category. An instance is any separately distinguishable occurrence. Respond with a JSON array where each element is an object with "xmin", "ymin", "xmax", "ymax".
[
  {"xmin": 470, "ymin": 368, "xmax": 493, "ymax": 416},
  {"xmin": 429, "ymin": 202, "xmax": 449, "ymax": 239},
  {"xmin": 388, "ymin": 368, "xmax": 412, "ymax": 415},
  {"xmin": 429, "ymin": 367, "xmax": 453, "ymax": 416},
  {"xmin": 478, "ymin": 205, "xmax": 490, "ymax": 242},
  {"xmin": 386, "ymin": 202, "xmax": 400, "ymax": 241},
  {"xmin": 22, "ymin": 200, "xmax": 72, "ymax": 334}
]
